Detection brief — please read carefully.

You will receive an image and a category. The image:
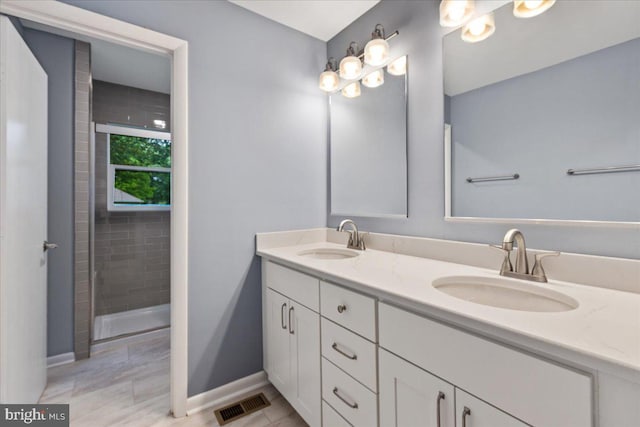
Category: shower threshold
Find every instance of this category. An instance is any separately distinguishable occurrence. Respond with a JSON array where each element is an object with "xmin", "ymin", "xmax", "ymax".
[{"xmin": 94, "ymin": 303, "xmax": 170, "ymax": 341}]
